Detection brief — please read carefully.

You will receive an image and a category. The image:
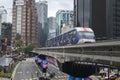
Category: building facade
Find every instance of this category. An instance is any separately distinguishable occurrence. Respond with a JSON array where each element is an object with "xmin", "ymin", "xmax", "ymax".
[
  {"xmin": 47, "ymin": 17, "xmax": 57, "ymax": 39},
  {"xmin": 61, "ymin": 20, "xmax": 74, "ymax": 34},
  {"xmin": 1, "ymin": 23, "xmax": 12, "ymax": 46},
  {"xmin": 12, "ymin": 0, "xmax": 37, "ymax": 46},
  {"xmin": 0, "ymin": 7, "xmax": 7, "ymax": 43},
  {"xmin": 74, "ymin": 0, "xmax": 120, "ymax": 40},
  {"xmin": 36, "ymin": 0, "xmax": 48, "ymax": 47},
  {"xmin": 74, "ymin": 0, "xmax": 90, "ymax": 27},
  {"xmin": 56, "ymin": 10, "xmax": 73, "ymax": 36}
]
